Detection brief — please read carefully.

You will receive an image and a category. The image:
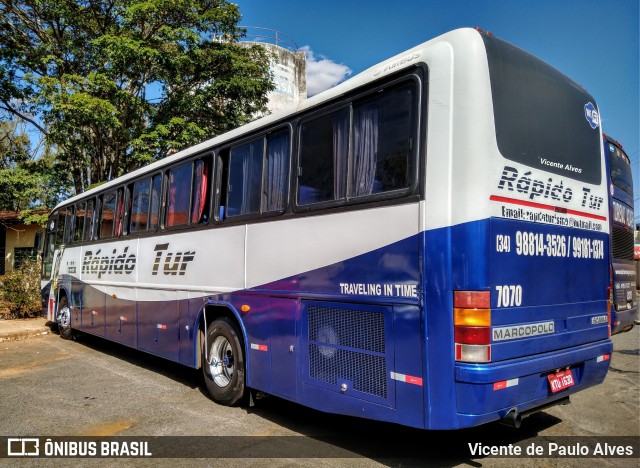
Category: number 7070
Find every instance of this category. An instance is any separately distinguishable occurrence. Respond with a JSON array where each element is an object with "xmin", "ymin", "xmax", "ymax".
[{"xmin": 495, "ymin": 285, "xmax": 523, "ymax": 307}]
